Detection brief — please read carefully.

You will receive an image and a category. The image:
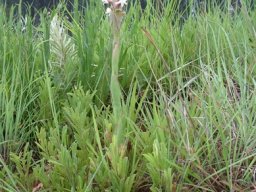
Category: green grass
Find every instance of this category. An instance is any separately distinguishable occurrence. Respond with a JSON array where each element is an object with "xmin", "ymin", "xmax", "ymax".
[{"xmin": 0, "ymin": 0, "xmax": 256, "ymax": 191}]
